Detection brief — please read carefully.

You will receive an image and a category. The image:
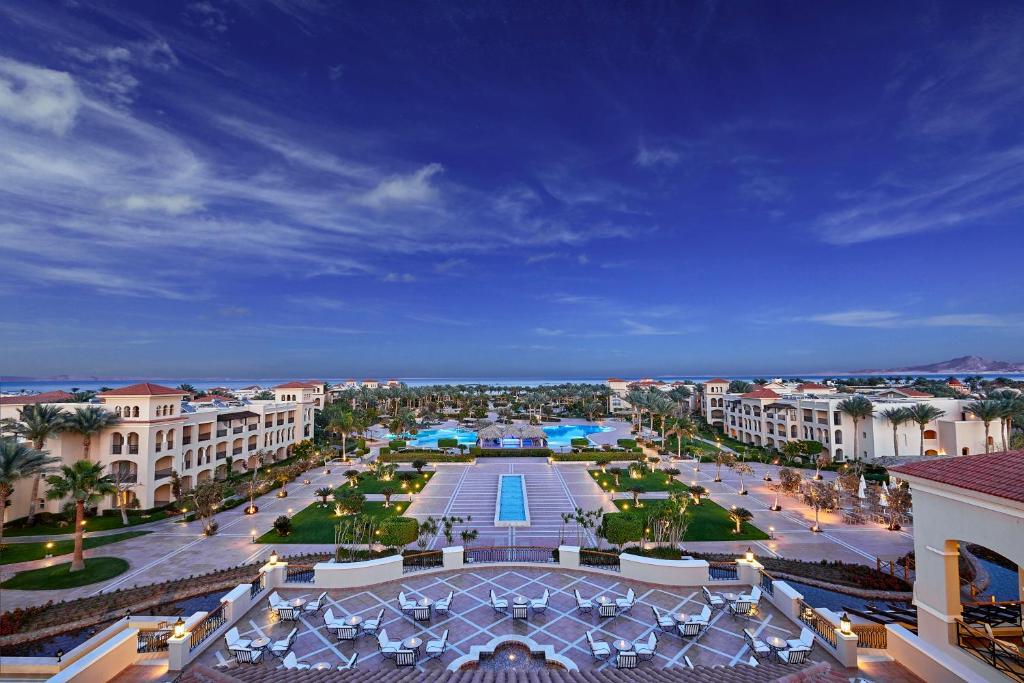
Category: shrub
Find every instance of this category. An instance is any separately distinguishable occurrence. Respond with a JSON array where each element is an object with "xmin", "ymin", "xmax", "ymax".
[
  {"xmin": 601, "ymin": 513, "xmax": 643, "ymax": 547},
  {"xmin": 388, "ymin": 439, "xmax": 407, "ymax": 449},
  {"xmin": 273, "ymin": 515, "xmax": 293, "ymax": 536},
  {"xmin": 475, "ymin": 448, "xmax": 552, "ymax": 457},
  {"xmin": 379, "ymin": 452, "xmax": 473, "ymax": 463},
  {"xmin": 571, "ymin": 438, "xmax": 590, "ymax": 447},
  {"xmin": 378, "ymin": 516, "xmax": 418, "ymax": 548},
  {"xmin": 552, "ymin": 451, "xmax": 642, "ymax": 462},
  {"xmin": 334, "ymin": 489, "xmax": 365, "ymax": 515},
  {"xmin": 617, "ymin": 438, "xmax": 637, "ymax": 449},
  {"xmin": 203, "ymin": 521, "xmax": 219, "ymax": 536},
  {"xmin": 410, "ymin": 459, "xmax": 428, "ymax": 472},
  {"xmin": 436, "ymin": 438, "xmax": 458, "ymax": 448}
]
